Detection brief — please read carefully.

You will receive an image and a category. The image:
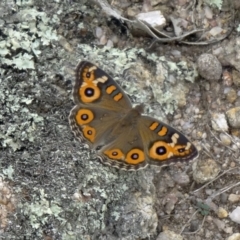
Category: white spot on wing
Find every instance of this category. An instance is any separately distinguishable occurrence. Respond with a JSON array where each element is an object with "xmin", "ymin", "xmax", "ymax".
[
  {"xmin": 89, "ymin": 66, "xmax": 97, "ymax": 72},
  {"xmin": 94, "ymin": 76, "xmax": 108, "ymax": 84}
]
